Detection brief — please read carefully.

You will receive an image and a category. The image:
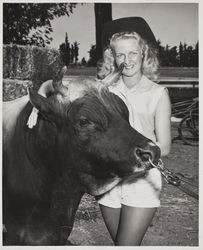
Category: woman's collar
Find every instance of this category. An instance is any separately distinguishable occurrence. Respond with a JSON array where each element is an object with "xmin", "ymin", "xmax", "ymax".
[
  {"xmin": 120, "ymin": 75, "xmax": 149, "ymax": 93},
  {"xmin": 110, "ymin": 75, "xmax": 154, "ymax": 96}
]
